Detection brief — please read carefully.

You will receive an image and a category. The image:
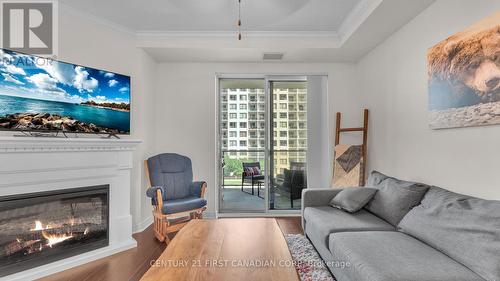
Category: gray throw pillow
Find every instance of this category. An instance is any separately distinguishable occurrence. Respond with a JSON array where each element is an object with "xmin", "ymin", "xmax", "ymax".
[
  {"xmin": 364, "ymin": 171, "xmax": 430, "ymax": 226},
  {"xmin": 330, "ymin": 187, "xmax": 378, "ymax": 213}
]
